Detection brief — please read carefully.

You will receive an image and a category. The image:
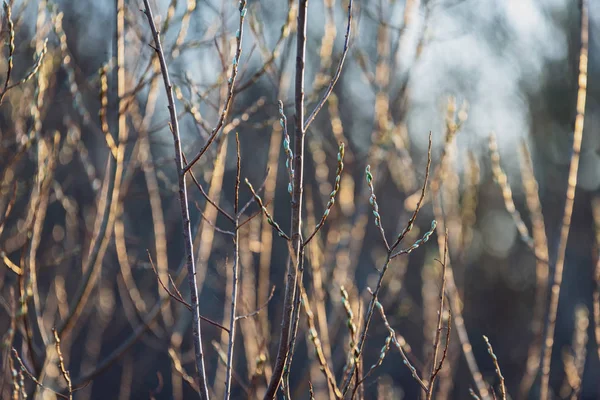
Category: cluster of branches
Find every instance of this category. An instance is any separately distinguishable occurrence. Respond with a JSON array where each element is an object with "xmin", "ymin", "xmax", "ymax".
[{"xmin": 0, "ymin": 0, "xmax": 595, "ymax": 399}]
